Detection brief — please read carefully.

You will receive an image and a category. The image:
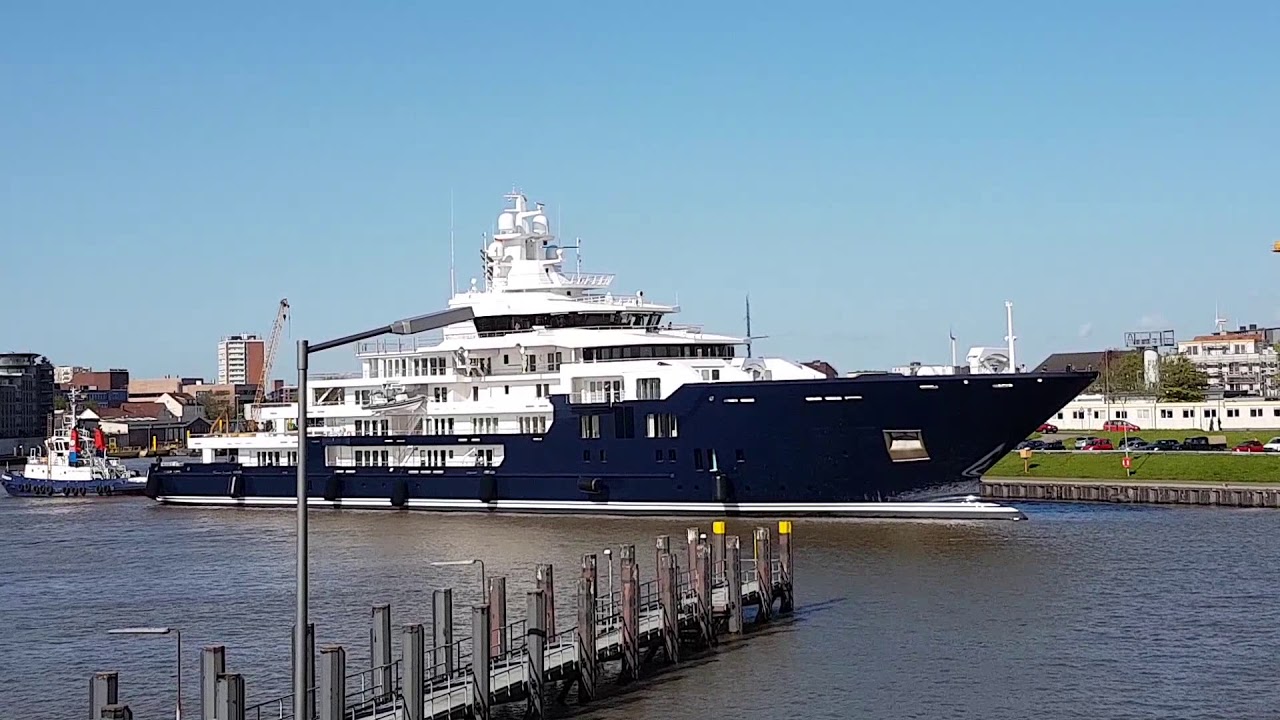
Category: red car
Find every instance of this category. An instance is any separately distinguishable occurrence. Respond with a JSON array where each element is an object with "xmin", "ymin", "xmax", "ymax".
[
  {"xmin": 1037, "ymin": 423, "xmax": 1058, "ymax": 433},
  {"xmin": 1233, "ymin": 440, "xmax": 1266, "ymax": 453},
  {"xmin": 1102, "ymin": 420, "xmax": 1140, "ymax": 432},
  {"xmin": 1082, "ymin": 439, "xmax": 1114, "ymax": 451}
]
